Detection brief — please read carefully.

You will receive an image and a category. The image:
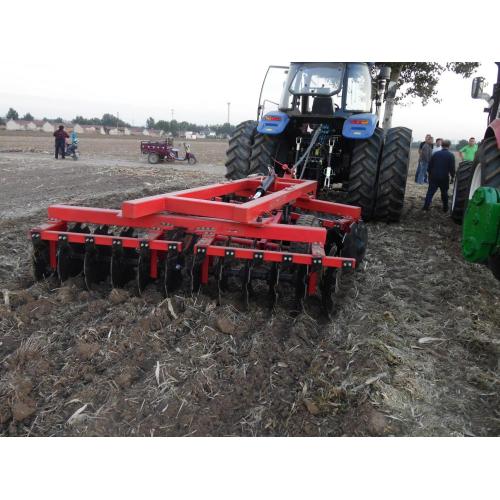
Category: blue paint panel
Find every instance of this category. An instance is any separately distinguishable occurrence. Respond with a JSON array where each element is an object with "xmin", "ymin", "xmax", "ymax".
[
  {"xmin": 342, "ymin": 113, "xmax": 378, "ymax": 139},
  {"xmin": 257, "ymin": 111, "xmax": 290, "ymax": 135}
]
